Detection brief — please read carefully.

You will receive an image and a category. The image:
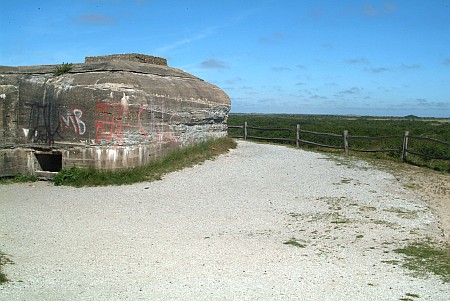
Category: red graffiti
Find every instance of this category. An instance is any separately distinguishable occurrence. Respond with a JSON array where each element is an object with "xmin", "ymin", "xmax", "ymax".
[
  {"xmin": 139, "ymin": 104, "xmax": 176, "ymax": 144},
  {"xmin": 95, "ymin": 102, "xmax": 135, "ymax": 142},
  {"xmin": 95, "ymin": 99, "xmax": 177, "ymax": 144}
]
